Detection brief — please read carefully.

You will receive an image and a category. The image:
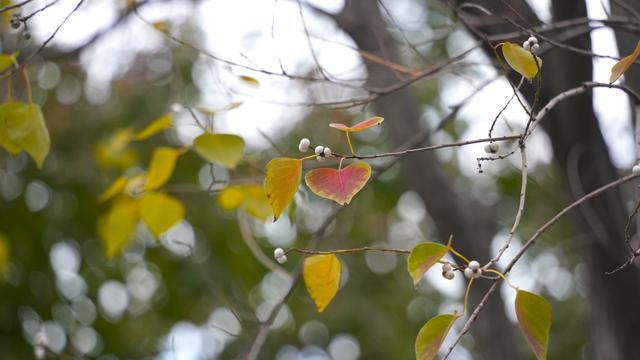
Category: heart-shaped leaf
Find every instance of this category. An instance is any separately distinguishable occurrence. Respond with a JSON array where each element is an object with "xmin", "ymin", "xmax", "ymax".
[
  {"xmin": 139, "ymin": 192, "xmax": 185, "ymax": 238},
  {"xmin": 303, "ymin": 254, "xmax": 342, "ymax": 312},
  {"xmin": 0, "ymin": 102, "xmax": 50, "ymax": 167},
  {"xmin": 193, "ymin": 133, "xmax": 244, "ymax": 169},
  {"xmin": 515, "ymin": 290, "xmax": 552, "ymax": 360},
  {"xmin": 407, "ymin": 240, "xmax": 451, "ymax": 285},
  {"xmin": 264, "ymin": 157, "xmax": 302, "ymax": 221},
  {"xmin": 145, "ymin": 147, "xmax": 182, "ymax": 191},
  {"xmin": 610, "ymin": 40, "xmax": 640, "ymax": 83},
  {"xmin": 305, "ymin": 162, "xmax": 371, "ymax": 205},
  {"xmin": 501, "ymin": 42, "xmax": 542, "ymax": 79},
  {"xmin": 415, "ymin": 313, "xmax": 461, "ymax": 360},
  {"xmin": 135, "ymin": 114, "xmax": 173, "ymax": 141},
  {"xmin": 329, "ymin": 116, "xmax": 384, "ymax": 132},
  {"xmin": 98, "ymin": 197, "xmax": 140, "ymax": 259}
]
